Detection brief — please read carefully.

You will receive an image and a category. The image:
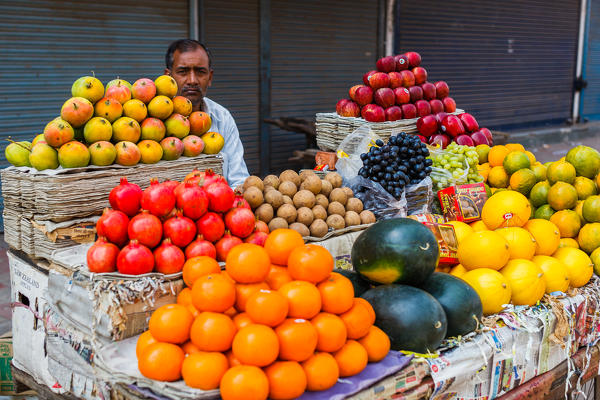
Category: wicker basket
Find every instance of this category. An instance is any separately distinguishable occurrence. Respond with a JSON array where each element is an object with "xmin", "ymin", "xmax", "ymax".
[{"xmin": 315, "ymin": 110, "xmax": 464, "ymax": 151}]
